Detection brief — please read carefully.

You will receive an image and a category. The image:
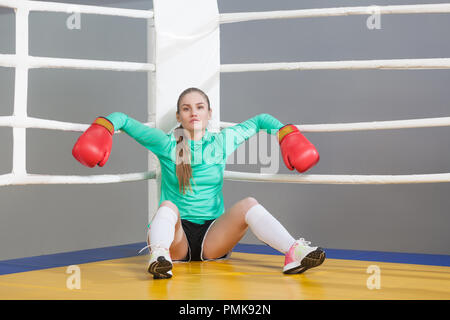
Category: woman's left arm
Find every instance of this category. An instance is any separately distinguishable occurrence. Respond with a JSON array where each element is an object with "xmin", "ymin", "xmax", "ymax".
[
  {"xmin": 220, "ymin": 113, "xmax": 284, "ymax": 158},
  {"xmin": 220, "ymin": 113, "xmax": 320, "ymax": 173}
]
